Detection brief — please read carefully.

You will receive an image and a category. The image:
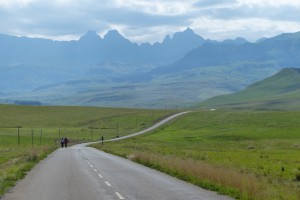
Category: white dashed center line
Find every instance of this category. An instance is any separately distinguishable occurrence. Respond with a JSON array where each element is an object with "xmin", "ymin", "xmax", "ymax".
[
  {"xmin": 84, "ymin": 158, "xmax": 124, "ymax": 199},
  {"xmin": 105, "ymin": 181, "xmax": 111, "ymax": 187},
  {"xmin": 115, "ymin": 192, "xmax": 125, "ymax": 199}
]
